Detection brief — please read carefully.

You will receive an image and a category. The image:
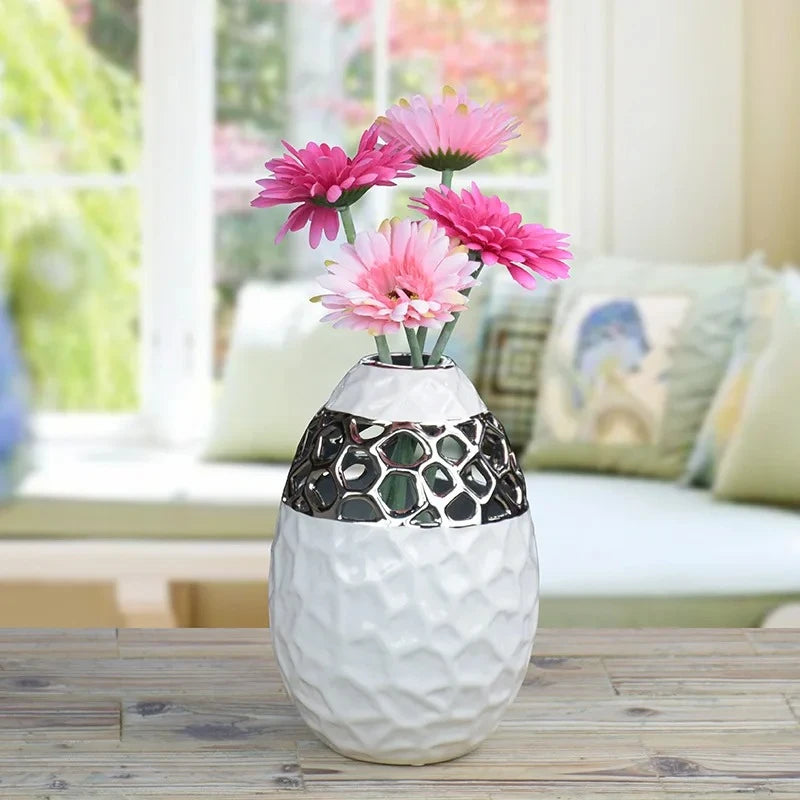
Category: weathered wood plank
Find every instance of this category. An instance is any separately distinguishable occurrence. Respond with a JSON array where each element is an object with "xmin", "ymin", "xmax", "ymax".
[
  {"xmin": 641, "ymin": 731, "xmax": 800, "ymax": 780},
  {"xmin": 0, "ymin": 751, "xmax": 304, "ymax": 795},
  {"xmin": 304, "ymin": 785, "xmax": 496, "ymax": 799},
  {"xmin": 524, "ymin": 657, "xmax": 617, "ymax": 698},
  {"xmin": 746, "ymin": 628, "xmax": 800, "ymax": 655},
  {"xmin": 0, "ymin": 628, "xmax": 798, "ymax": 798},
  {"xmin": 534, "ymin": 629, "xmax": 754, "ymax": 658},
  {"xmin": 0, "ymin": 699, "xmax": 120, "ymax": 743},
  {"xmin": 298, "ymin": 732, "xmax": 656, "ymax": 783},
  {"xmin": 304, "ymin": 783, "xmax": 665, "ymax": 799},
  {"xmin": 604, "ymin": 655, "xmax": 800, "ymax": 695},
  {"xmin": 488, "ymin": 787, "xmax": 666, "ymax": 799},
  {"xmin": 0, "ymin": 659, "xmax": 287, "ymax": 699},
  {"xmin": 121, "ymin": 698, "xmax": 307, "ymax": 750},
  {"xmin": 118, "ymin": 628, "xmax": 269, "ymax": 659},
  {"xmin": 0, "ymin": 629, "xmax": 118, "ymax": 658},
  {"xmin": 502, "ymin": 695, "xmax": 797, "ymax": 730},
  {"xmin": 0, "ymin": 793, "xmax": 303, "ymax": 800},
  {"xmin": 660, "ymin": 782, "xmax": 800, "ymax": 797},
  {"xmin": 784, "ymin": 695, "xmax": 800, "ymax": 723}
]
